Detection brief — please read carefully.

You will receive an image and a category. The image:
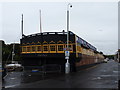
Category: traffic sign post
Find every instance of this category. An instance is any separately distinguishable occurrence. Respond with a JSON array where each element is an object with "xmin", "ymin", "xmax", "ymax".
[
  {"xmin": 65, "ymin": 51, "xmax": 70, "ymax": 74},
  {"xmin": 65, "ymin": 59, "xmax": 70, "ymax": 74},
  {"xmin": 65, "ymin": 51, "xmax": 70, "ymax": 57}
]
